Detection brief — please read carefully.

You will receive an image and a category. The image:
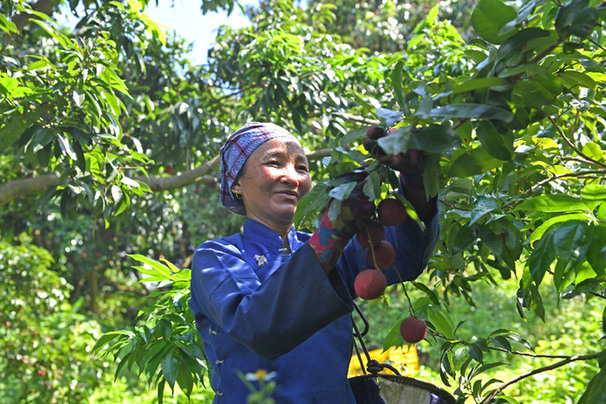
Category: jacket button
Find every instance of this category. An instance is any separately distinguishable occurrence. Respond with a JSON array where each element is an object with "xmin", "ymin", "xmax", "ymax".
[{"xmin": 215, "ymin": 360, "xmax": 224, "ymax": 365}]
